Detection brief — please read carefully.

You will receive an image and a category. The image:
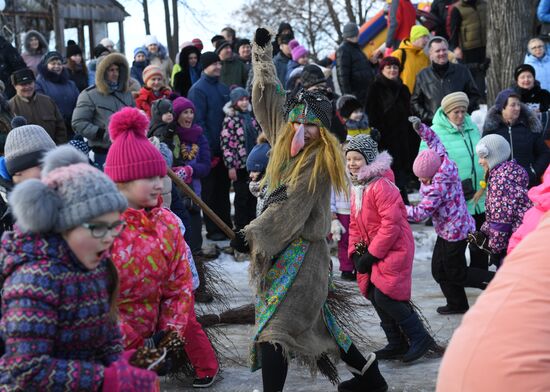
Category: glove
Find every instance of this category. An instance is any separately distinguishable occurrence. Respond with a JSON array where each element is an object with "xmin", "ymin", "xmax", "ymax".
[
  {"xmin": 230, "ymin": 230, "xmax": 250, "ymax": 253},
  {"xmin": 103, "ymin": 350, "xmax": 159, "ymax": 392},
  {"xmin": 352, "ymin": 251, "xmax": 379, "ymax": 274},
  {"xmin": 330, "ymin": 219, "xmax": 346, "ymax": 242},
  {"xmin": 173, "ymin": 166, "xmax": 193, "ymax": 184},
  {"xmin": 254, "ymin": 28, "xmax": 271, "ymax": 48},
  {"xmin": 384, "ymin": 47, "xmax": 393, "ymax": 57},
  {"xmin": 408, "ymin": 116, "xmax": 421, "ymax": 131},
  {"xmin": 144, "ymin": 330, "xmax": 166, "ymax": 349},
  {"xmin": 467, "ymin": 231, "xmax": 493, "ymax": 255}
]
